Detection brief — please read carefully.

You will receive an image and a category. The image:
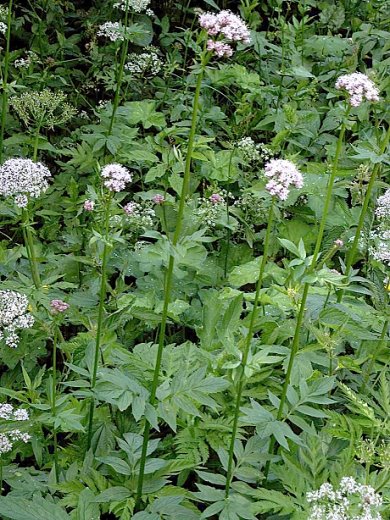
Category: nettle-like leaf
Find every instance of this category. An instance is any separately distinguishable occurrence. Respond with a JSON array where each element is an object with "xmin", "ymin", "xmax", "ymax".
[
  {"xmin": 192, "ymin": 485, "xmax": 256, "ymax": 520},
  {"xmin": 156, "ymin": 367, "xmax": 230, "ymax": 431},
  {"xmin": 0, "ymin": 496, "xmax": 70, "ymax": 520},
  {"xmin": 240, "ymin": 399, "xmax": 303, "ymax": 450},
  {"xmin": 132, "ymin": 496, "xmax": 200, "ymax": 520}
]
